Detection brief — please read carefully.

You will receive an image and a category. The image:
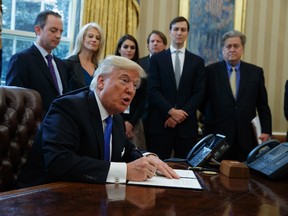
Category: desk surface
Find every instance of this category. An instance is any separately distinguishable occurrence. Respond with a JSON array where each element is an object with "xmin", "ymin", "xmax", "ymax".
[{"xmin": 1, "ymin": 165, "xmax": 288, "ymax": 215}]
